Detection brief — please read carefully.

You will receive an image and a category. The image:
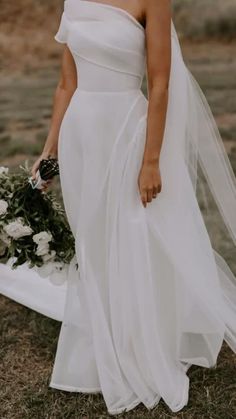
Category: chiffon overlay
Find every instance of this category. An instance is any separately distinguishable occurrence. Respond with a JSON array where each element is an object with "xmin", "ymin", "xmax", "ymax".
[{"xmin": 1, "ymin": 0, "xmax": 236, "ymax": 415}]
